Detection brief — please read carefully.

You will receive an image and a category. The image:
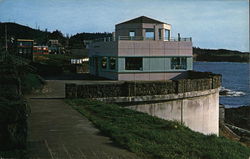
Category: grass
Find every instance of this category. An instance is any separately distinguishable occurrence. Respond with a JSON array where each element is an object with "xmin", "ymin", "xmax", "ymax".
[{"xmin": 66, "ymin": 99, "xmax": 250, "ymax": 159}]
